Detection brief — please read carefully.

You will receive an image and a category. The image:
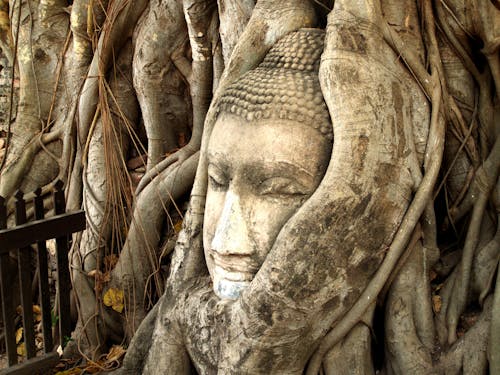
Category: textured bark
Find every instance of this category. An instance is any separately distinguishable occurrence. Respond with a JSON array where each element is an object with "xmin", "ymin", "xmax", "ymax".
[
  {"xmin": 0, "ymin": 0, "xmax": 498, "ymax": 373},
  {"xmin": 133, "ymin": 0, "xmax": 190, "ymax": 169}
]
